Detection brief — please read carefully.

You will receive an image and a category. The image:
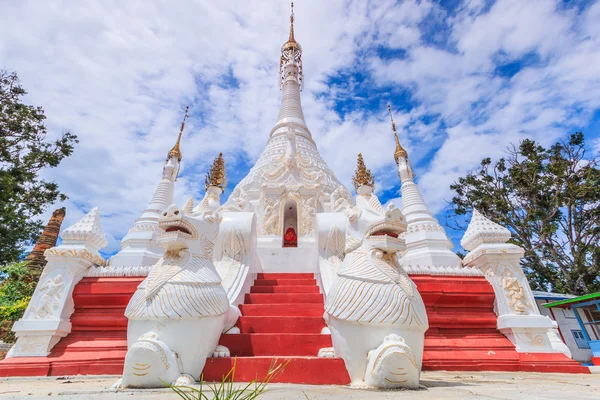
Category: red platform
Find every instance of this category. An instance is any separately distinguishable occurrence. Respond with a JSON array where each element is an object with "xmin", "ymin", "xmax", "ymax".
[{"xmin": 0, "ymin": 273, "xmax": 589, "ymax": 380}]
